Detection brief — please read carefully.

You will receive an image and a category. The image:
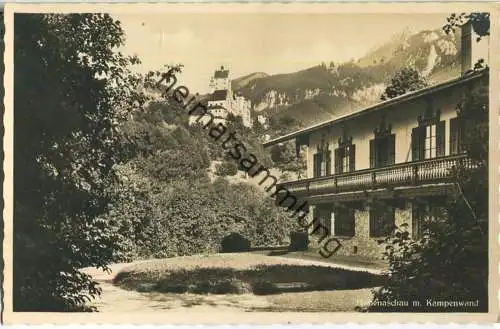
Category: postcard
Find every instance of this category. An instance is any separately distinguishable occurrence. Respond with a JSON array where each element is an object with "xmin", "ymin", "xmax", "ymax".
[{"xmin": 2, "ymin": 2, "xmax": 499, "ymax": 324}]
